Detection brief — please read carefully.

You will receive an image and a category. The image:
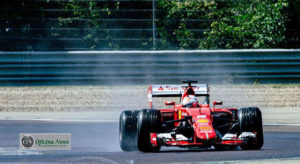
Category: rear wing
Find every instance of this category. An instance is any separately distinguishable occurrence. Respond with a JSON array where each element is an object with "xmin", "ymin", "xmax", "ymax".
[{"xmin": 147, "ymin": 84, "xmax": 209, "ymax": 108}]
